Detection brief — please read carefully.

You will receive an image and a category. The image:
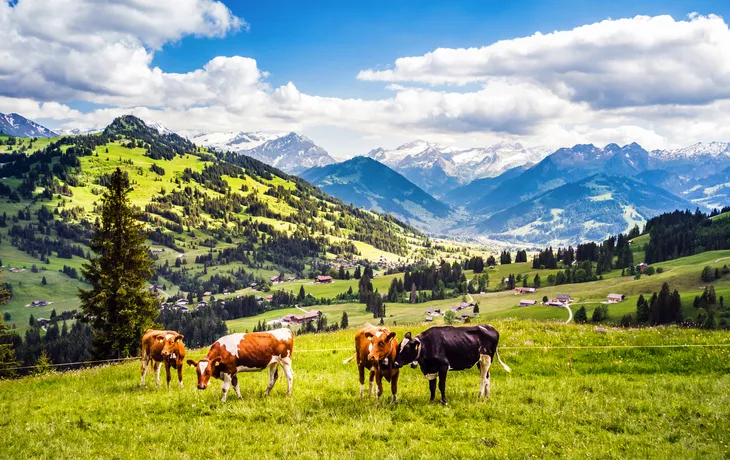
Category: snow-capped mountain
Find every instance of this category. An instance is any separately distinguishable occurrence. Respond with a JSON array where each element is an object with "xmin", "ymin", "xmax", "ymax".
[
  {"xmin": 363, "ymin": 140, "xmax": 549, "ymax": 196},
  {"xmin": 58, "ymin": 126, "xmax": 103, "ymax": 136},
  {"xmin": 190, "ymin": 131, "xmax": 284, "ymax": 153},
  {"xmin": 146, "ymin": 121, "xmax": 173, "ymax": 135},
  {"xmin": 0, "ymin": 113, "xmax": 57, "ymax": 138},
  {"xmin": 651, "ymin": 142, "xmax": 730, "ymax": 160},
  {"xmin": 240, "ymin": 132, "xmax": 337, "ymax": 174}
]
